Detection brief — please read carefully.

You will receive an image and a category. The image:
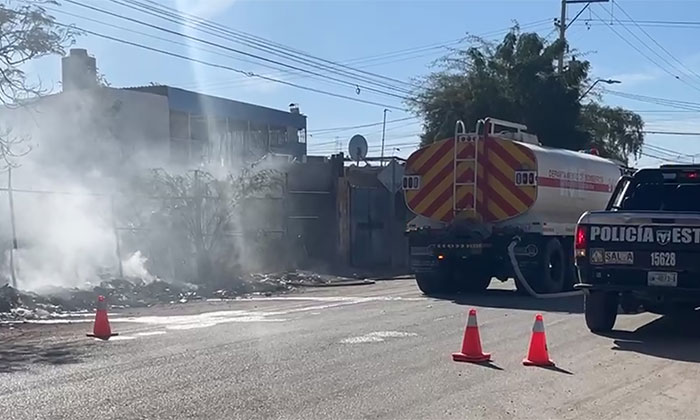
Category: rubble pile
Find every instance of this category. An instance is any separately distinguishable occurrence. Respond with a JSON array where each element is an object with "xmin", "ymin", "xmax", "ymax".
[{"xmin": 0, "ymin": 270, "xmax": 368, "ymax": 322}]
